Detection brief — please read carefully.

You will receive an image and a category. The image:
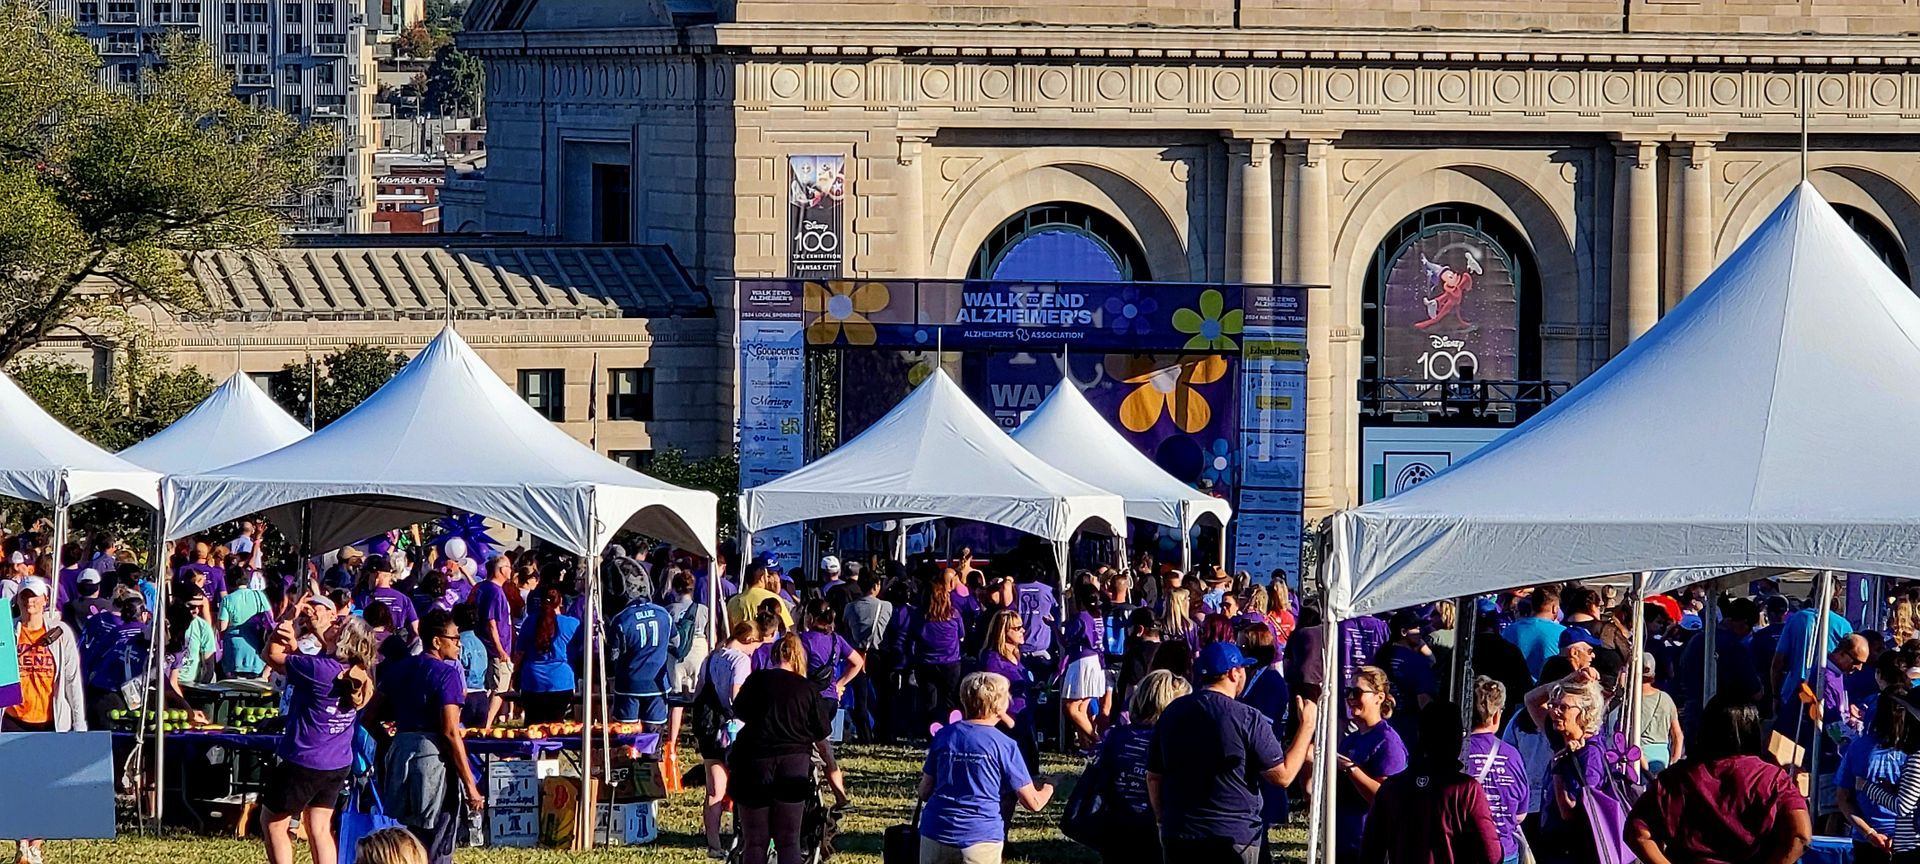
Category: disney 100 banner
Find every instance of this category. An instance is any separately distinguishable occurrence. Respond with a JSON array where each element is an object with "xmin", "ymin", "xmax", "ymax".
[{"xmin": 738, "ymin": 279, "xmax": 1308, "ymax": 586}]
